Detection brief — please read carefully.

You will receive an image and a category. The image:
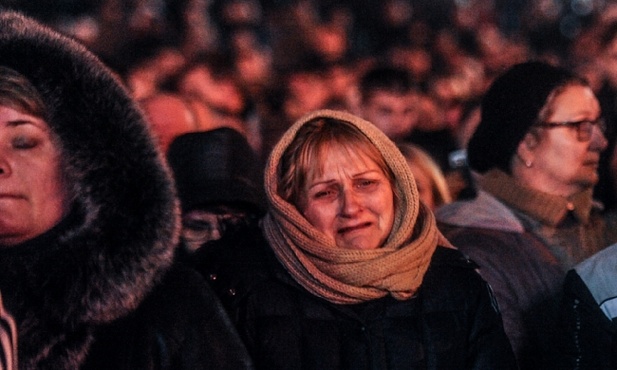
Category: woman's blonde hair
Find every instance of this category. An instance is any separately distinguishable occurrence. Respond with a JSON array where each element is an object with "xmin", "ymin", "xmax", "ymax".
[
  {"xmin": 397, "ymin": 143, "xmax": 452, "ymax": 208},
  {"xmin": 278, "ymin": 117, "xmax": 396, "ymax": 209}
]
